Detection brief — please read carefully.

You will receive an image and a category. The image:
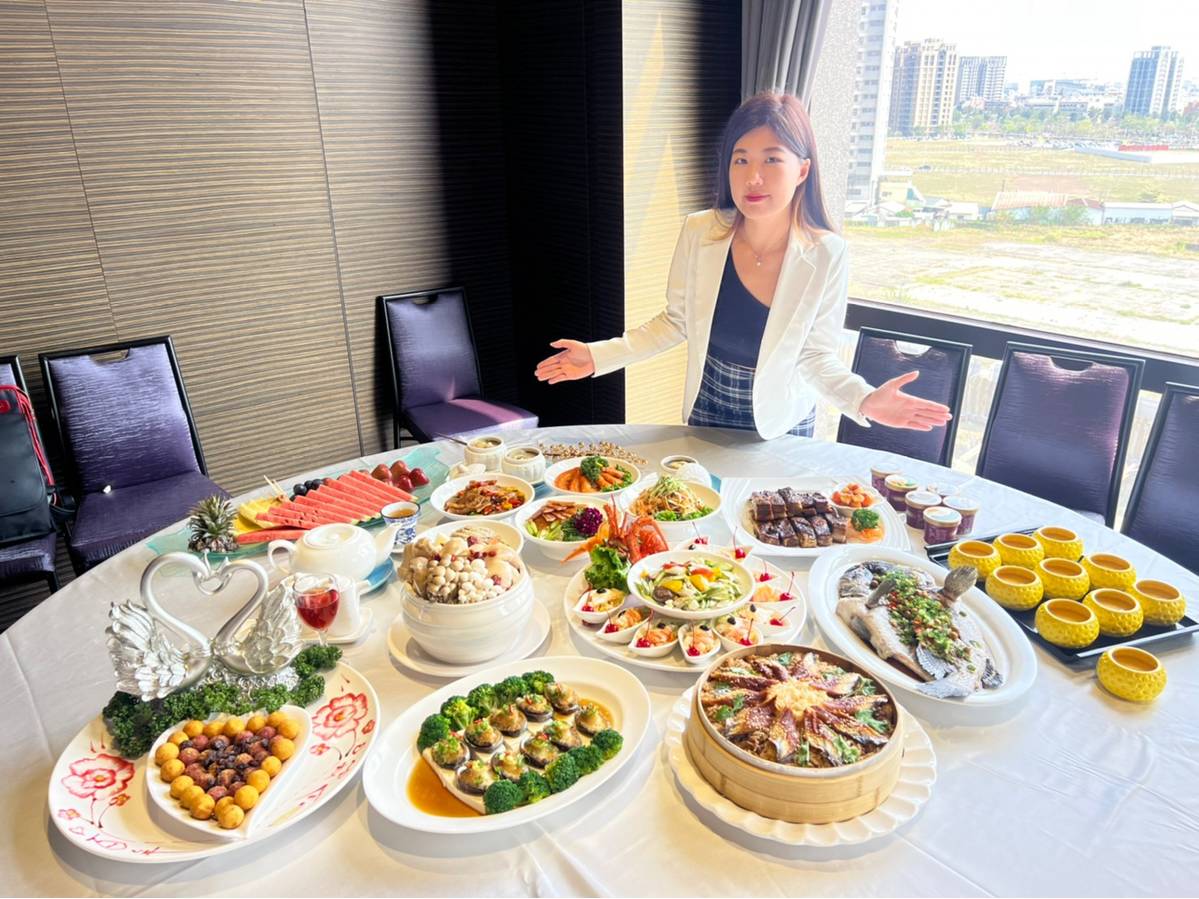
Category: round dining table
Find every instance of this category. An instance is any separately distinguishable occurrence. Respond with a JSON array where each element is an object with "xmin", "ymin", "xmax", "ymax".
[{"xmin": 3, "ymin": 424, "xmax": 1195, "ymax": 897}]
